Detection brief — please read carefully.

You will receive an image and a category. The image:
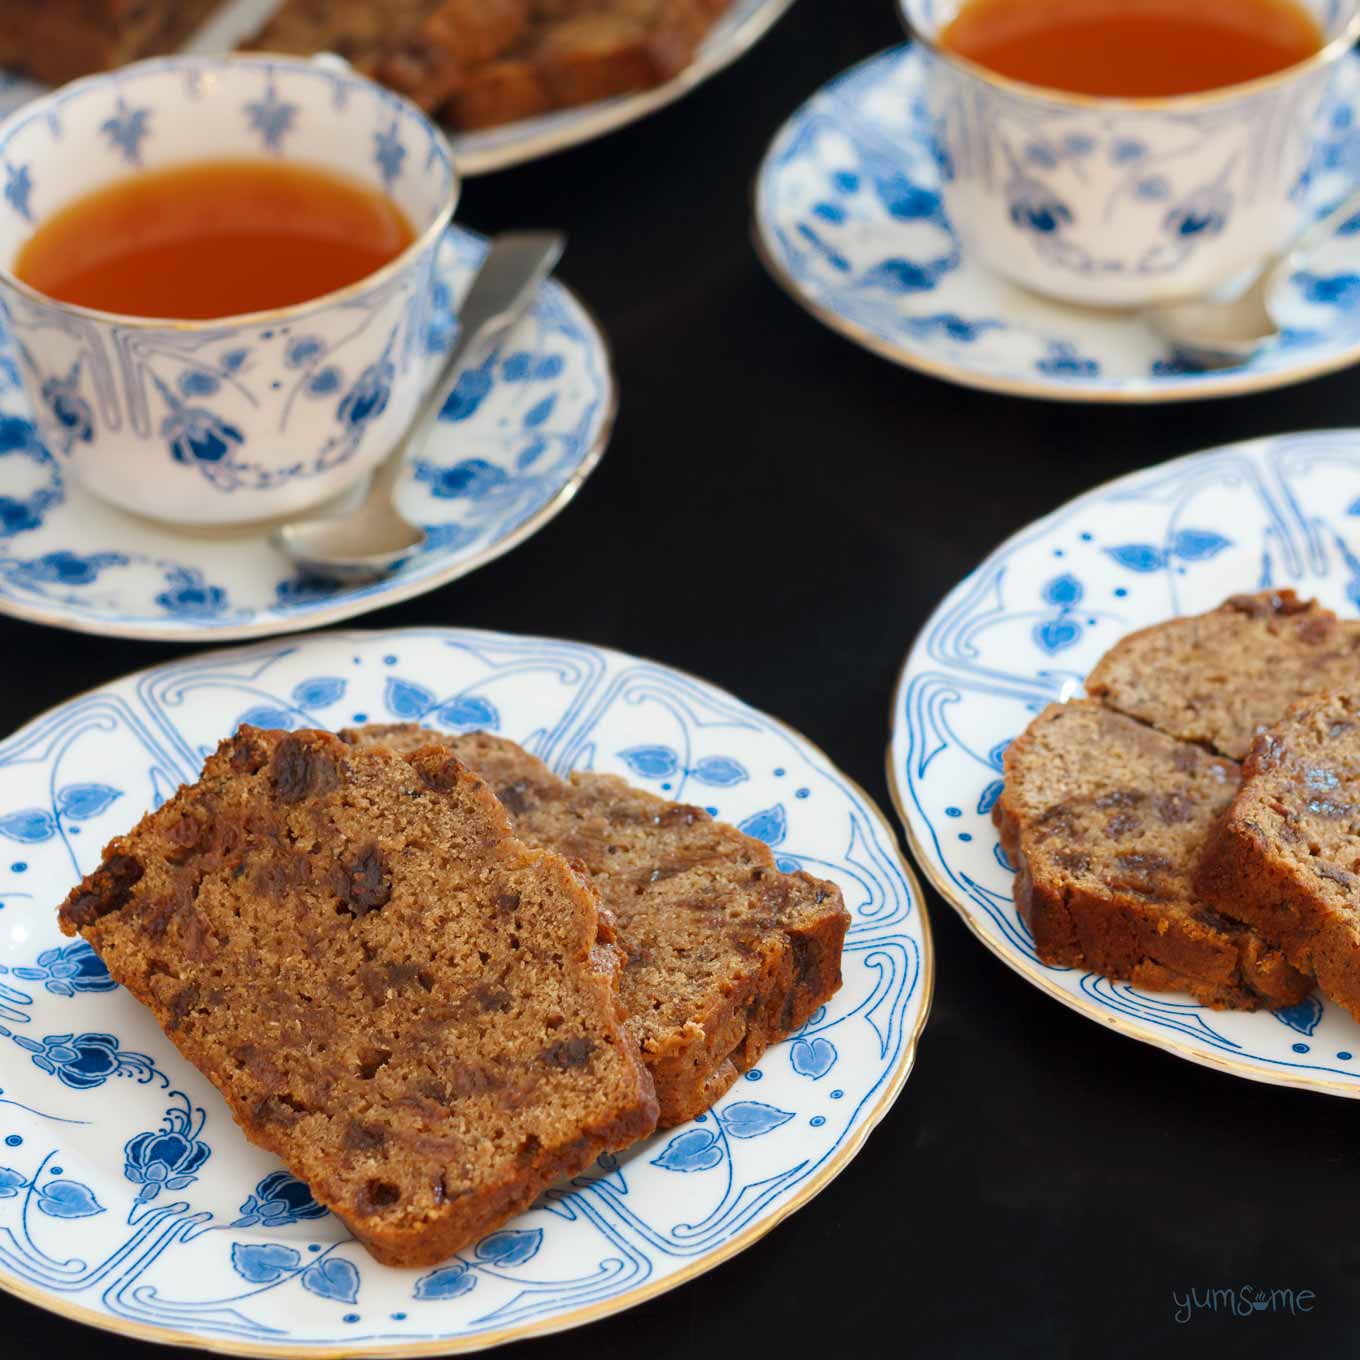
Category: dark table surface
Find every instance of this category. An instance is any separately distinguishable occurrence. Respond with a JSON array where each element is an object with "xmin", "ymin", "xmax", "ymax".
[{"xmin": 7, "ymin": 3, "xmax": 1360, "ymax": 1358}]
